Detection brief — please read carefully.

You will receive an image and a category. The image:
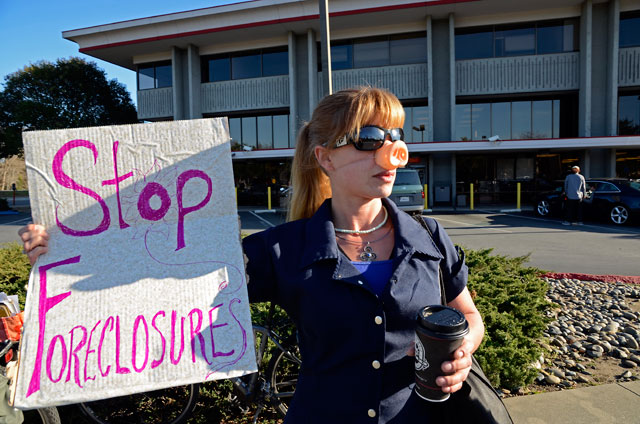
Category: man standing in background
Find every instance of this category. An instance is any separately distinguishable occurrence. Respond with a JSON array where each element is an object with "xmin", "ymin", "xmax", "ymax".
[{"xmin": 563, "ymin": 165, "xmax": 586, "ymax": 226}]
